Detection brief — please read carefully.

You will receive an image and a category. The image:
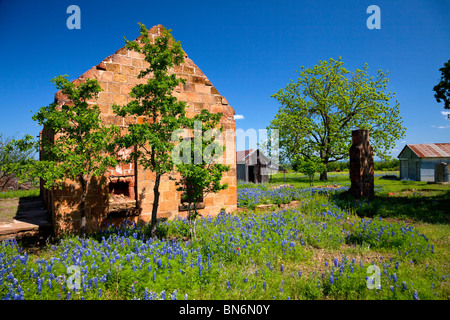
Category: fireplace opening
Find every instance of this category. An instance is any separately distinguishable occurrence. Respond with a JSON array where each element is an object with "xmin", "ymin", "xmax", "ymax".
[
  {"xmin": 109, "ymin": 180, "xmax": 130, "ymax": 198},
  {"xmin": 108, "ymin": 177, "xmax": 136, "ymax": 213}
]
